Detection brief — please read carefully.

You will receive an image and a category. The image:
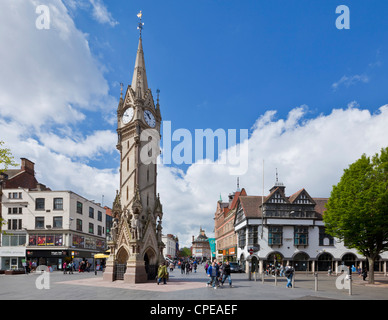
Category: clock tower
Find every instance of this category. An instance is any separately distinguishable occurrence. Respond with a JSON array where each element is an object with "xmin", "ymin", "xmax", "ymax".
[{"xmin": 103, "ymin": 12, "xmax": 164, "ymax": 283}]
